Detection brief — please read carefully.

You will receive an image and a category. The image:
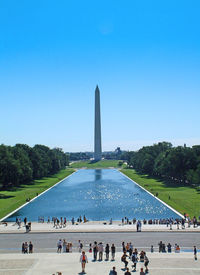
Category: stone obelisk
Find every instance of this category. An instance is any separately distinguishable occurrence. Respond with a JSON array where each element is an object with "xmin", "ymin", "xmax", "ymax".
[{"xmin": 94, "ymin": 85, "xmax": 102, "ymax": 161}]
